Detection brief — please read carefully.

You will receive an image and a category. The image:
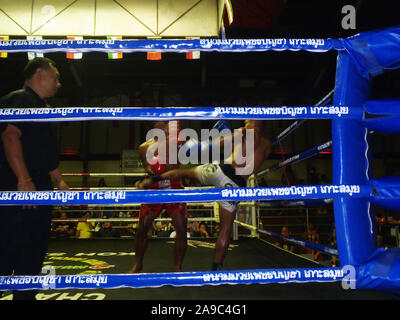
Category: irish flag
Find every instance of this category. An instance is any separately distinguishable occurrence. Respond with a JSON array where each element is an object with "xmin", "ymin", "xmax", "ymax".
[
  {"xmin": 66, "ymin": 36, "xmax": 83, "ymax": 59},
  {"xmin": 107, "ymin": 36, "xmax": 123, "ymax": 59}
]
